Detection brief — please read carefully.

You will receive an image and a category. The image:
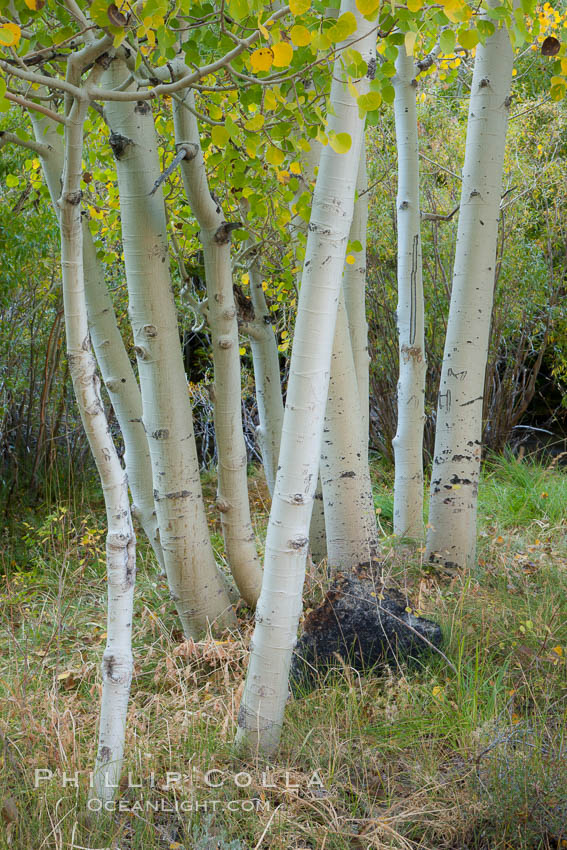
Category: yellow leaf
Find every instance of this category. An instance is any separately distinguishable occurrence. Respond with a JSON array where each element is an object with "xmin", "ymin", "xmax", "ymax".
[
  {"xmin": 272, "ymin": 40, "xmax": 294, "ymax": 67},
  {"xmin": 347, "ymin": 76, "xmax": 359, "ymax": 99},
  {"xmin": 241, "ymin": 273, "xmax": 250, "ymax": 286},
  {"xmin": 239, "ymin": 347, "xmax": 246, "ymax": 356},
  {"xmin": 245, "ymin": 137, "xmax": 258, "ymax": 158},
  {"xmin": 276, "ymin": 169, "xmax": 290, "ymax": 183},
  {"xmin": 356, "ymin": 0, "xmax": 380, "ymax": 14},
  {"xmin": 290, "ymin": 24, "xmax": 311, "ymax": 46},
  {"xmin": 289, "ymin": 161, "xmax": 301, "ymax": 174},
  {"xmin": 257, "ymin": 15, "xmax": 269, "ymax": 39},
  {"xmin": 404, "ymin": 31, "xmax": 417, "ymax": 56},
  {"xmin": 432, "ymin": 685, "xmax": 442, "ymax": 697},
  {"xmin": 345, "ymin": 254, "xmax": 355, "ymax": 265},
  {"xmin": 24, "ymin": 0, "xmax": 45, "ymax": 8},
  {"xmin": 290, "ymin": 0, "xmax": 311, "ymax": 15},
  {"xmin": 327, "ymin": 12, "xmax": 357, "ymax": 43},
  {"xmin": 440, "ymin": 0, "xmax": 469, "ymax": 23},
  {"xmin": 328, "ymin": 131, "xmax": 351, "ymax": 153},
  {"xmin": 407, "ymin": 0, "xmax": 423, "ymax": 9},
  {"xmin": 250, "ymin": 47, "xmax": 274, "ymax": 73},
  {"xmin": 0, "ymin": 22, "xmax": 21, "ymax": 46},
  {"xmin": 312, "ymin": 30, "xmax": 331, "ymax": 51},
  {"xmin": 212, "ymin": 125, "xmax": 230, "ymax": 147},
  {"xmin": 552, "ymin": 645, "xmax": 564, "ymax": 657},
  {"xmin": 264, "ymin": 89, "xmax": 278, "ymax": 110},
  {"xmin": 266, "ymin": 145, "xmax": 285, "ymax": 166},
  {"xmin": 244, "ymin": 113, "xmax": 265, "ymax": 131}
]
